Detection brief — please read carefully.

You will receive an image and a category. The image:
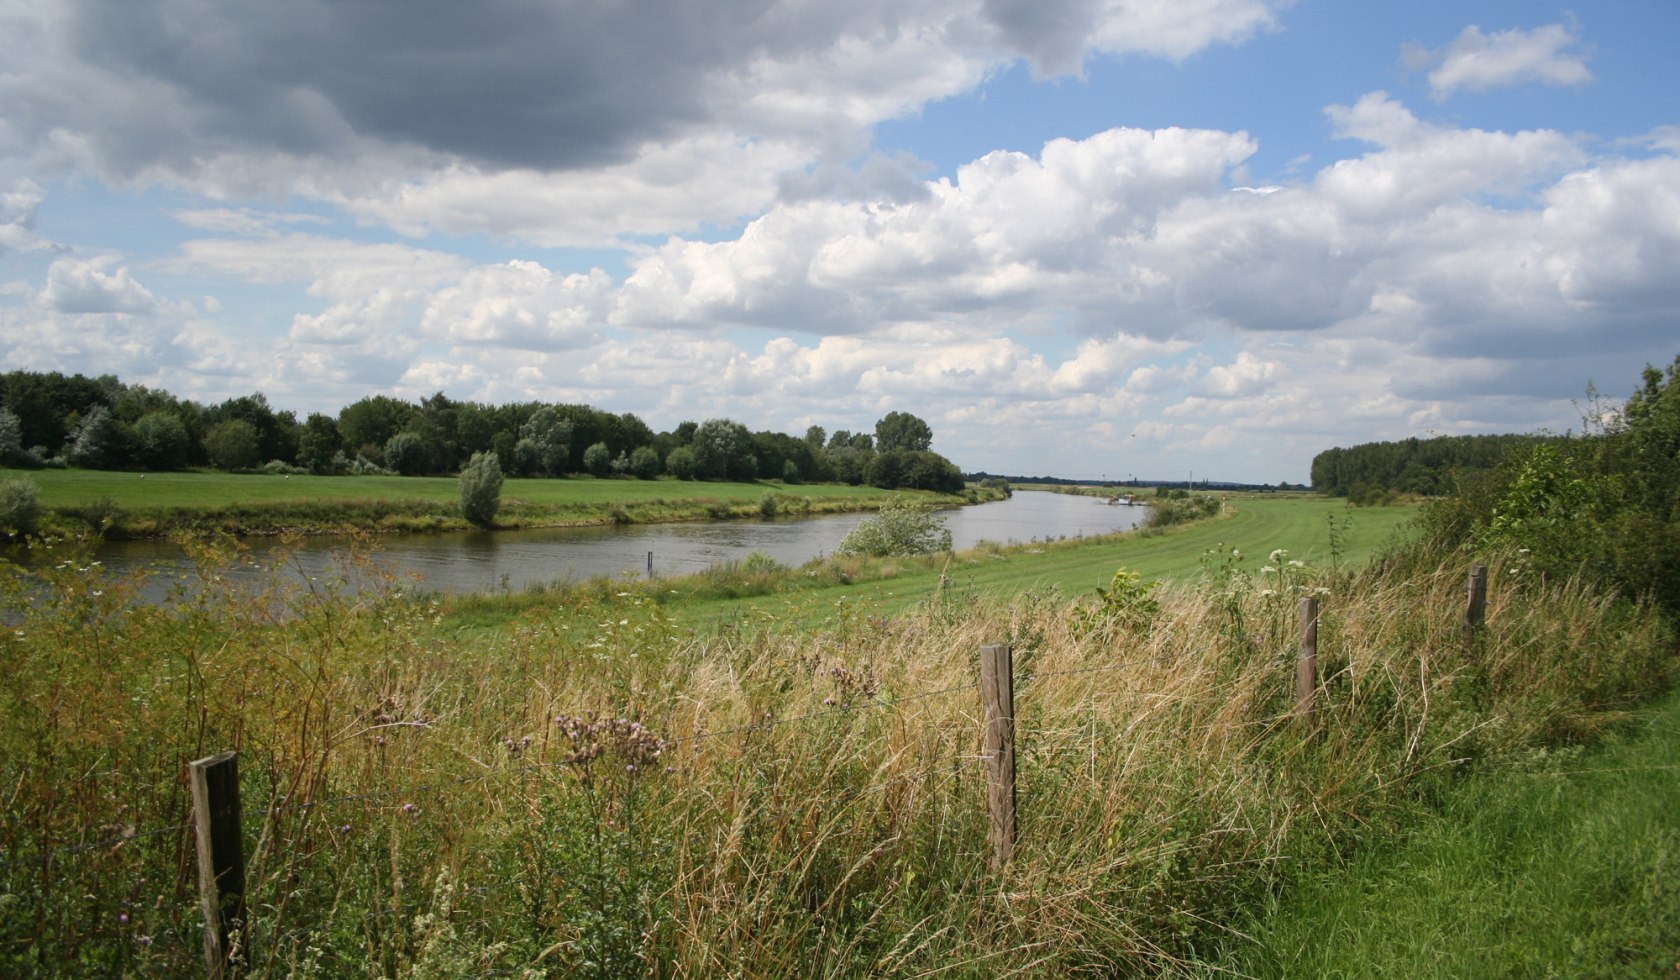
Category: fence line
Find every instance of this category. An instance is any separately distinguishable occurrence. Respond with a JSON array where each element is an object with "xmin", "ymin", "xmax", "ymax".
[
  {"xmin": 0, "ymin": 619, "xmax": 1380, "ymax": 867},
  {"xmin": 8, "ymin": 561, "xmax": 1502, "ymax": 977}
]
